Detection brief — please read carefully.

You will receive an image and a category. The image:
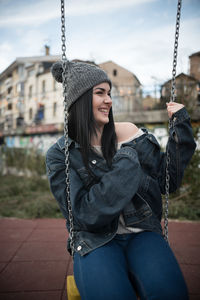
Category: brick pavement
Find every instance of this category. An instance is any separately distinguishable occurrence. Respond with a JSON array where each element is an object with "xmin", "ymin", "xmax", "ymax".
[{"xmin": 0, "ymin": 218, "xmax": 199, "ymax": 300}]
